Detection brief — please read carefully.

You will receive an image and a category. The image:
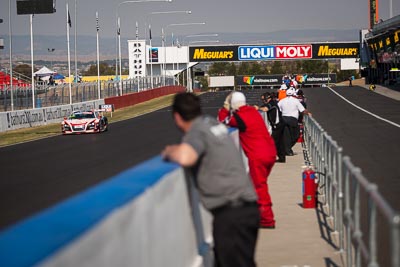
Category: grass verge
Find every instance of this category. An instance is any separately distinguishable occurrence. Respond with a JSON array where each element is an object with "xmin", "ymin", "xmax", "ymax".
[{"xmin": 0, "ymin": 94, "xmax": 175, "ymax": 147}]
